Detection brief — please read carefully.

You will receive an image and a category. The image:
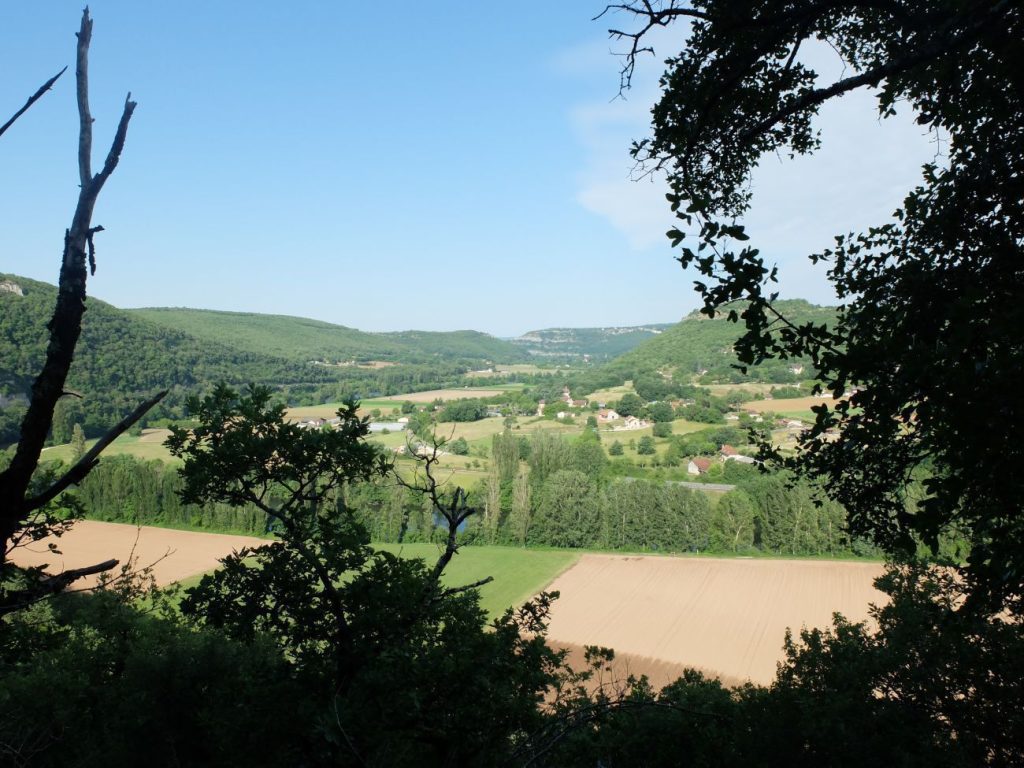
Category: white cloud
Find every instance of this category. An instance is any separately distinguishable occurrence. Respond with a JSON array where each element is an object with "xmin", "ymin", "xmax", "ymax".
[
  {"xmin": 562, "ymin": 26, "xmax": 683, "ymax": 251},
  {"xmin": 564, "ymin": 33, "xmax": 936, "ymax": 302},
  {"xmin": 569, "ymin": 77, "xmax": 677, "ymax": 250}
]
